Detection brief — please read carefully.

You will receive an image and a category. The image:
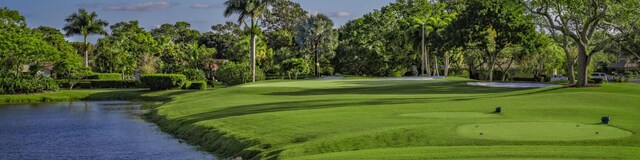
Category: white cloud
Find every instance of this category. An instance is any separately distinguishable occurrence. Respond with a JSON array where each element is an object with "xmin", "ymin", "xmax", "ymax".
[
  {"xmin": 334, "ymin": 11, "xmax": 351, "ymax": 17},
  {"xmin": 104, "ymin": 1, "xmax": 174, "ymax": 12},
  {"xmin": 308, "ymin": 10, "xmax": 351, "ymax": 18},
  {"xmin": 190, "ymin": 3, "xmax": 223, "ymax": 9}
]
